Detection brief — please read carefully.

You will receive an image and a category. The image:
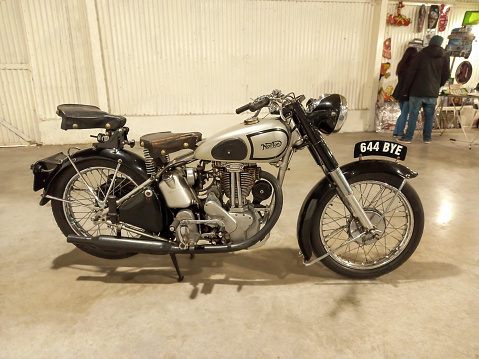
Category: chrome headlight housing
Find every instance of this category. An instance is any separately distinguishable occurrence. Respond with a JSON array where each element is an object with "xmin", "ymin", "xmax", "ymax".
[
  {"xmin": 306, "ymin": 94, "xmax": 348, "ymax": 134},
  {"xmin": 336, "ymin": 95, "xmax": 348, "ymax": 132}
]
